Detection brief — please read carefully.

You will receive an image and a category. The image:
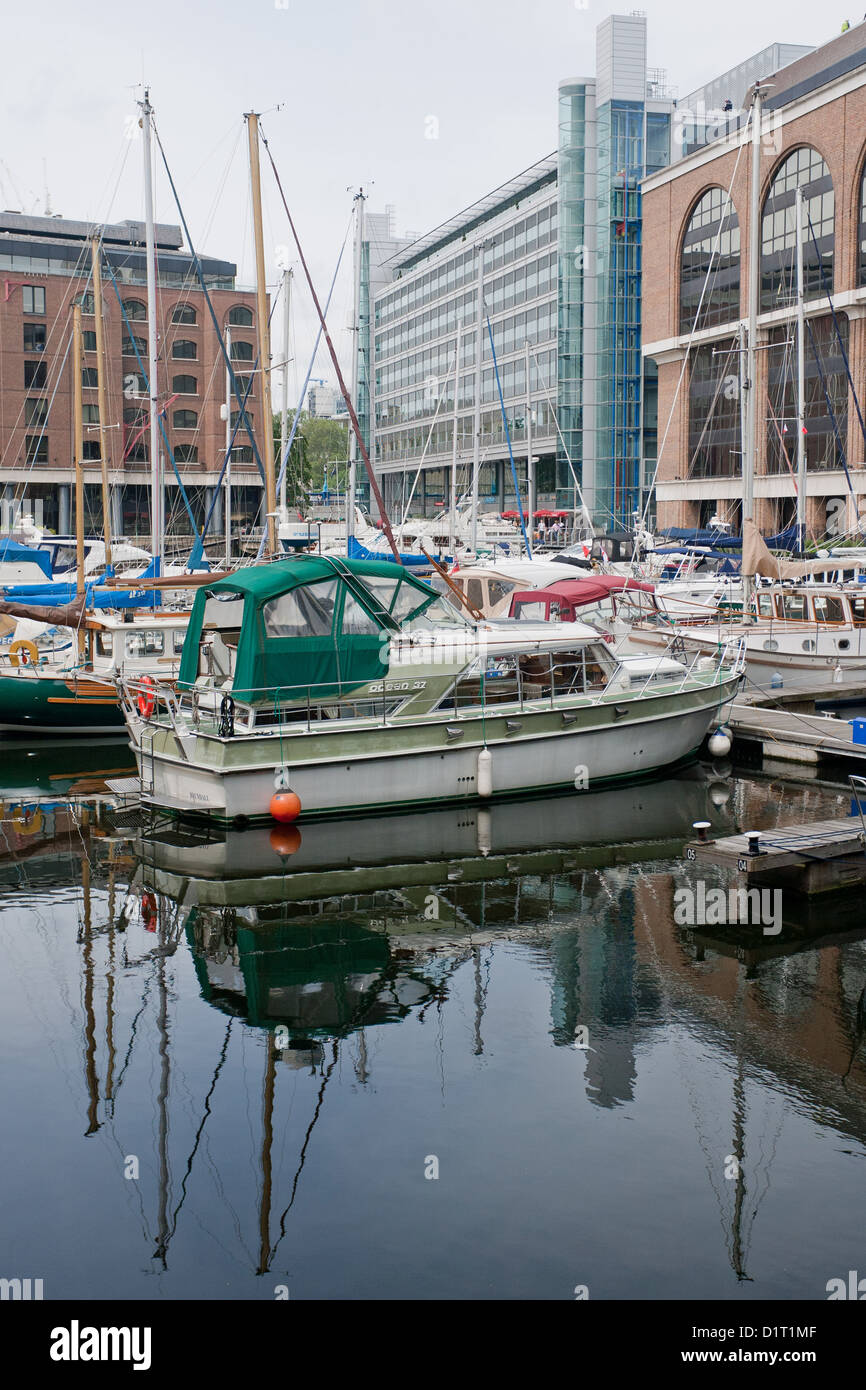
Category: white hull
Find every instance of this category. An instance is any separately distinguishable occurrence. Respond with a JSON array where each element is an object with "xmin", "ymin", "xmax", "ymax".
[
  {"xmin": 130, "ymin": 686, "xmax": 734, "ymax": 822},
  {"xmin": 628, "ymin": 625, "xmax": 866, "ymax": 690}
]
